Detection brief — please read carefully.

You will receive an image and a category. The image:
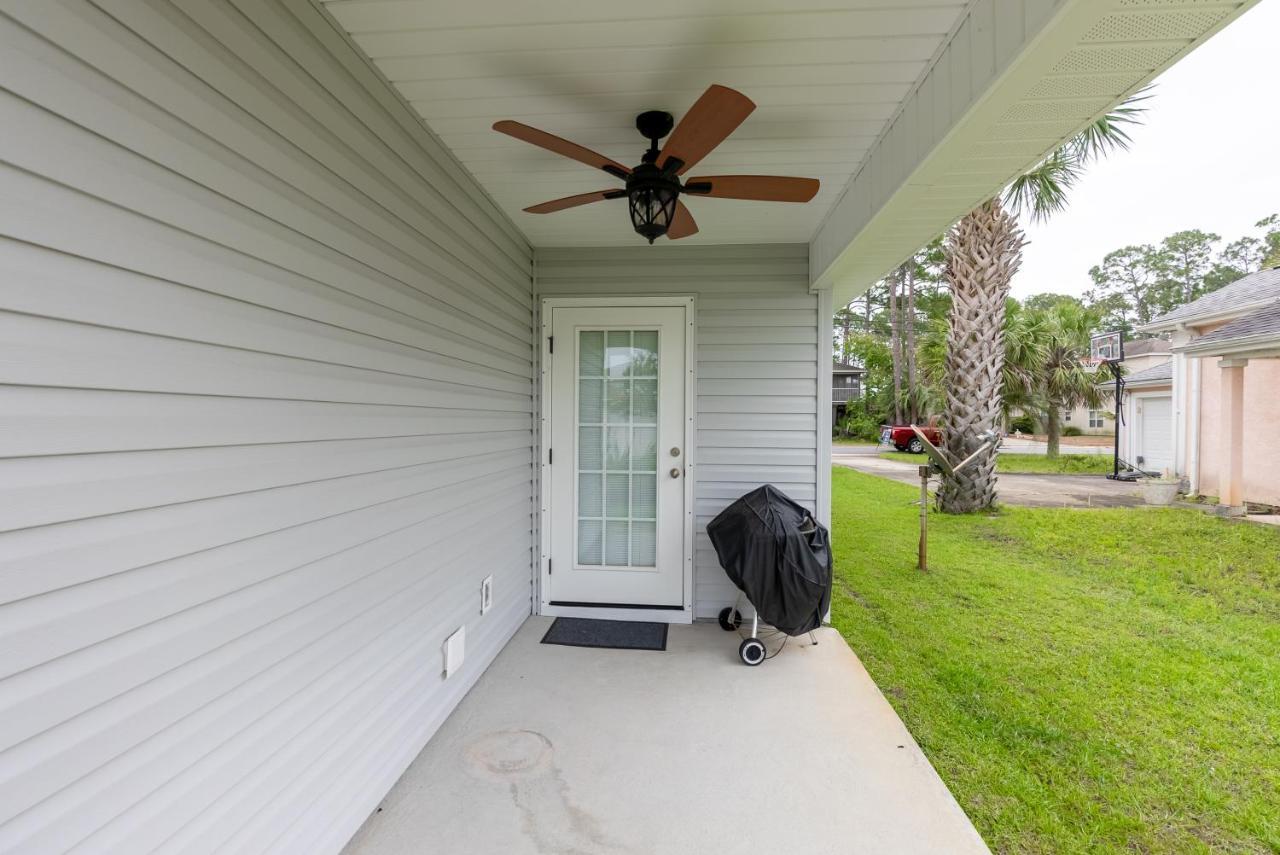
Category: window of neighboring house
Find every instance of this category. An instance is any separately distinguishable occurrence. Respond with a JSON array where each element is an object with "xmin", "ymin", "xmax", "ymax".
[
  {"xmin": 1089, "ymin": 410, "xmax": 1105, "ymax": 428},
  {"xmin": 1062, "ymin": 410, "xmax": 1072, "ymax": 421}
]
